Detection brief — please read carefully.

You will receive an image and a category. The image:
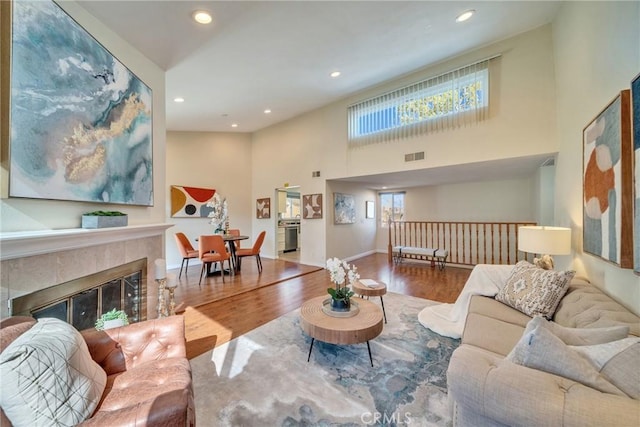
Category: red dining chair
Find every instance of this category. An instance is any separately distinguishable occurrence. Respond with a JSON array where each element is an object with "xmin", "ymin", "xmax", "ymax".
[
  {"xmin": 235, "ymin": 231, "xmax": 266, "ymax": 273},
  {"xmin": 198, "ymin": 235, "xmax": 232, "ymax": 286},
  {"xmin": 174, "ymin": 232, "xmax": 199, "ymax": 278}
]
